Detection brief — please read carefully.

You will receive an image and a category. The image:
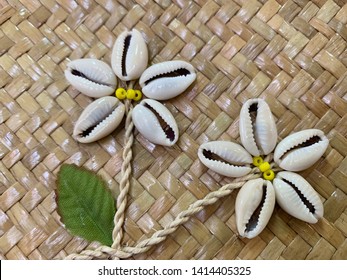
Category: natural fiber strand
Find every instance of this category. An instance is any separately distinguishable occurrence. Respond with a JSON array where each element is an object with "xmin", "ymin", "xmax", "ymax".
[
  {"xmin": 112, "ymin": 99, "xmax": 134, "ymax": 252},
  {"xmin": 65, "ymin": 153, "xmax": 276, "ymax": 259},
  {"xmin": 65, "ymin": 168, "xmax": 262, "ymax": 259}
]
